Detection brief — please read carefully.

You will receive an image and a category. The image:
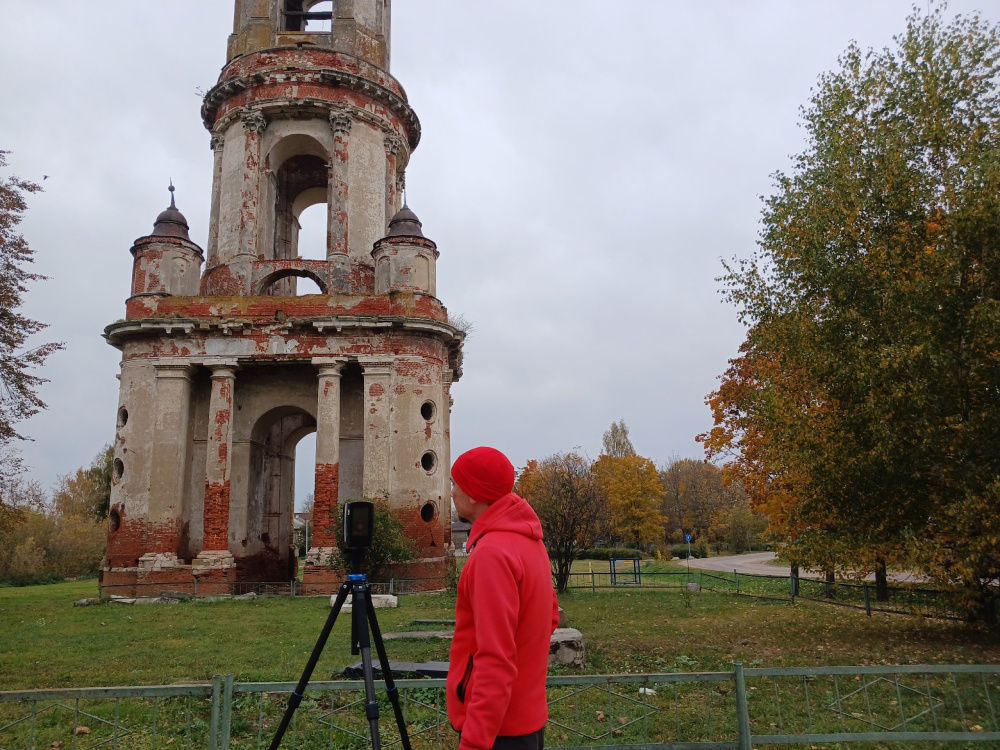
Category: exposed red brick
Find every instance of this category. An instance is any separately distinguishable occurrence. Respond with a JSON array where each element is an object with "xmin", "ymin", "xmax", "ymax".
[{"xmin": 312, "ymin": 462, "xmax": 339, "ymax": 546}]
